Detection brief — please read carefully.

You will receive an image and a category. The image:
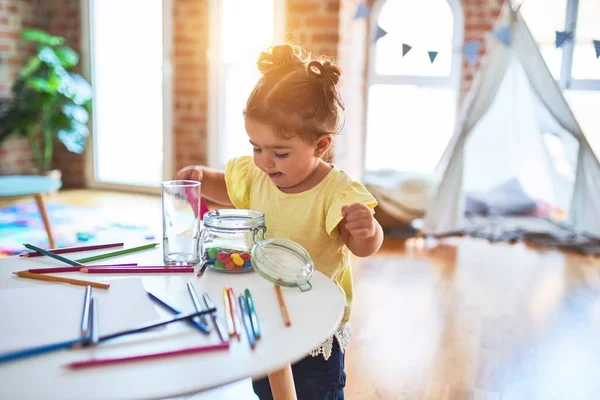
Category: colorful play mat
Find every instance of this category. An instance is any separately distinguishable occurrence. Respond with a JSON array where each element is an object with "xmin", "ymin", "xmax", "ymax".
[{"xmin": 0, "ymin": 202, "xmax": 158, "ymax": 257}]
